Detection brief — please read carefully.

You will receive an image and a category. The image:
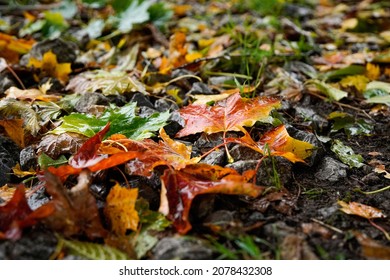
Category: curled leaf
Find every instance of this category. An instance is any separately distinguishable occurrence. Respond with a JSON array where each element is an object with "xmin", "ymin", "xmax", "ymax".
[{"xmin": 338, "ymin": 201, "xmax": 386, "ymax": 219}]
